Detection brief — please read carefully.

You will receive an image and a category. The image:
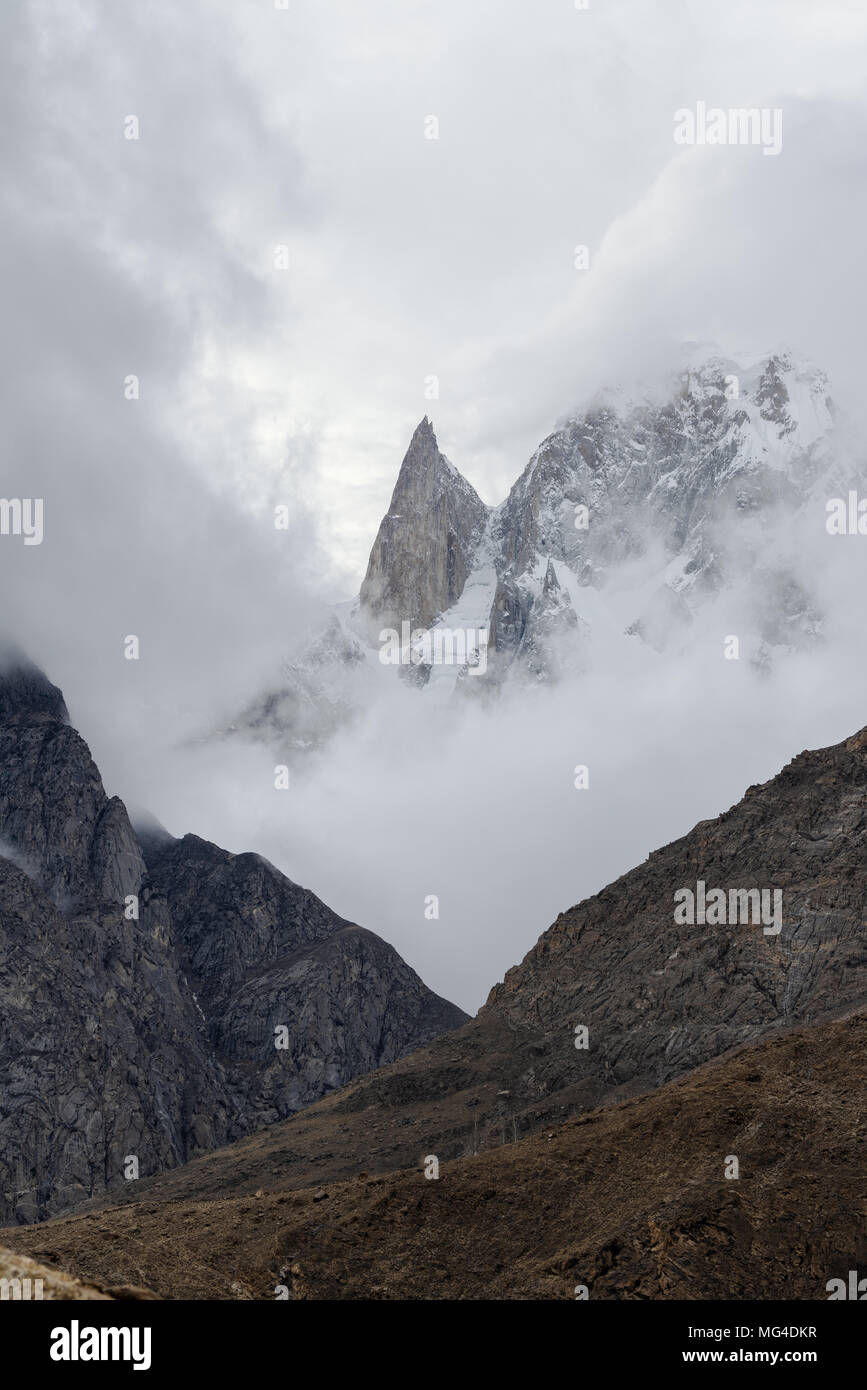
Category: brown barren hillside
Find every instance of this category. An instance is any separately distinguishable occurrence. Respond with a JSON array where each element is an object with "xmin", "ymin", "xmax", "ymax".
[{"xmin": 2, "ymin": 1009, "xmax": 865, "ymax": 1300}]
